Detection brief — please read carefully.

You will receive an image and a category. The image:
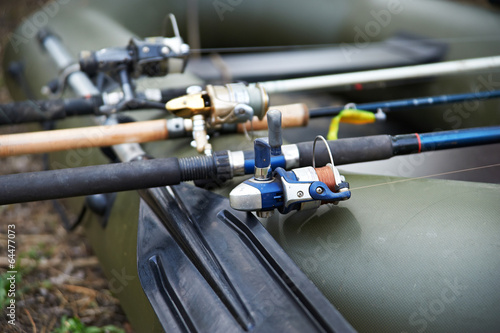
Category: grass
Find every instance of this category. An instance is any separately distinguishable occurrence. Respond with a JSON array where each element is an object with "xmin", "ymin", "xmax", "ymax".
[
  {"xmin": 26, "ymin": 242, "xmax": 55, "ymax": 260},
  {"xmin": 53, "ymin": 316, "xmax": 125, "ymax": 333},
  {"xmin": 0, "ymin": 269, "xmax": 23, "ymax": 309}
]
